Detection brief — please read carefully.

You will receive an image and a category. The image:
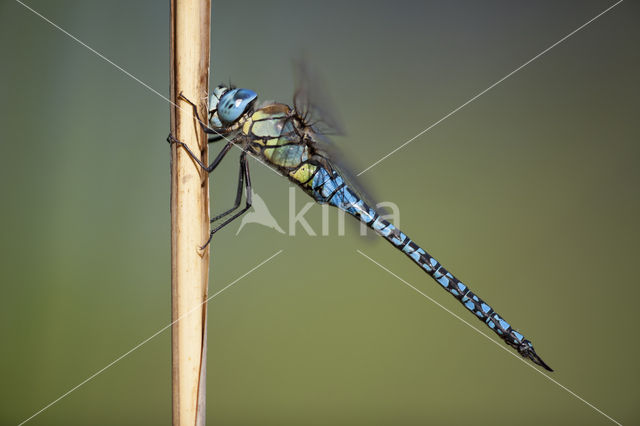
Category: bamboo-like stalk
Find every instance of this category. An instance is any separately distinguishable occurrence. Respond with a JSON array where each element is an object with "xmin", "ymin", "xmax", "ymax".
[{"xmin": 169, "ymin": 1, "xmax": 211, "ymax": 425}]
